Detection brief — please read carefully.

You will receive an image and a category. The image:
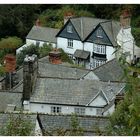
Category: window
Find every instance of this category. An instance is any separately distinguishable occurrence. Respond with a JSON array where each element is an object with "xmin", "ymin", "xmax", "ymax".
[
  {"xmin": 93, "ymin": 45, "xmax": 106, "ymax": 54},
  {"xmin": 96, "ymin": 29, "xmax": 103, "ymax": 38},
  {"xmin": 93, "ymin": 59, "xmax": 106, "ymax": 68},
  {"xmin": 51, "ymin": 106, "xmax": 61, "ymax": 113},
  {"xmin": 67, "ymin": 25, "xmax": 73, "ymax": 33},
  {"xmin": 74, "ymin": 108, "xmax": 85, "ymax": 115},
  {"xmin": 67, "ymin": 39, "xmax": 73, "ymax": 48}
]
